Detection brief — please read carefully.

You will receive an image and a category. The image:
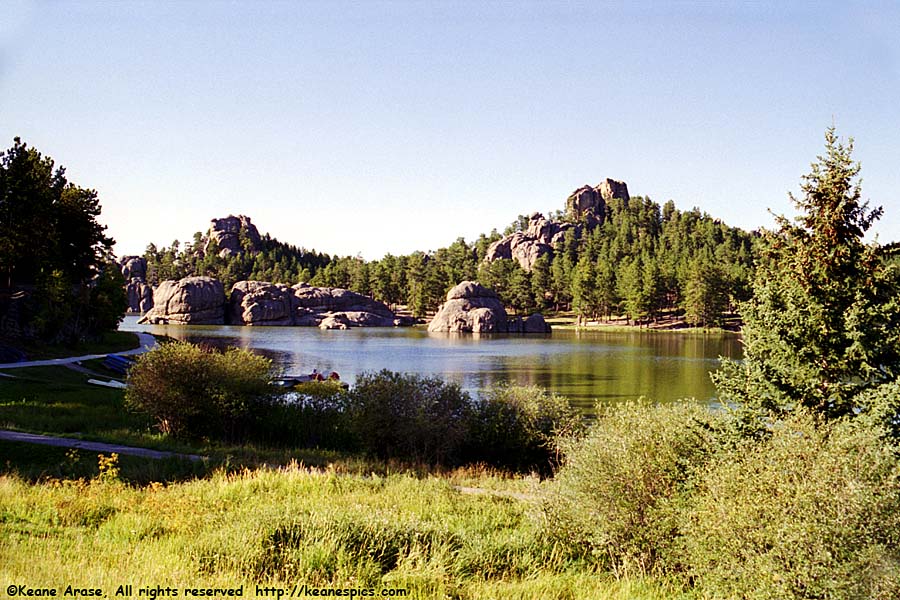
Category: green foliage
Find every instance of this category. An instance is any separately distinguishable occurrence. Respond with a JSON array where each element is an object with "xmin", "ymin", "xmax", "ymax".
[
  {"xmin": 258, "ymin": 381, "xmax": 354, "ymax": 450},
  {"xmin": 342, "ymin": 372, "xmax": 582, "ymax": 471},
  {"xmin": 681, "ymin": 413, "xmax": 900, "ymax": 599},
  {"xmin": 466, "ymin": 384, "xmax": 582, "ymax": 475},
  {"xmin": 714, "ymin": 128, "xmax": 900, "ymax": 424},
  {"xmin": 682, "ymin": 253, "xmax": 729, "ymax": 327},
  {"xmin": 542, "ymin": 400, "xmax": 725, "ymax": 576},
  {"xmin": 346, "ymin": 370, "xmax": 473, "ymax": 464},
  {"xmin": 125, "ymin": 341, "xmax": 278, "ymax": 442},
  {"xmin": 0, "ymin": 137, "xmax": 125, "ymax": 342}
]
